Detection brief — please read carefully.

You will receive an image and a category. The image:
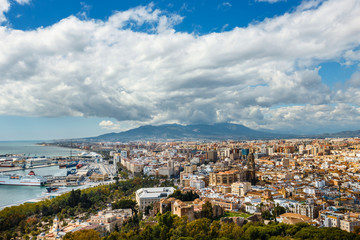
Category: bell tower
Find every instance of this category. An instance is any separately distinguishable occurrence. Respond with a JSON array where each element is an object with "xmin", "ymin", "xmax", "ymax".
[{"xmin": 246, "ymin": 151, "xmax": 256, "ymax": 185}]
